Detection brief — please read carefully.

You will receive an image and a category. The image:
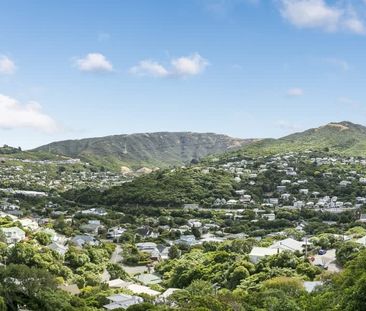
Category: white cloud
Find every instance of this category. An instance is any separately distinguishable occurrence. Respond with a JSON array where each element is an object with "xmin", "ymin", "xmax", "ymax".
[
  {"xmin": 287, "ymin": 87, "xmax": 304, "ymax": 96},
  {"xmin": 0, "ymin": 56, "xmax": 16, "ymax": 75},
  {"xmin": 279, "ymin": 0, "xmax": 366, "ymax": 34},
  {"xmin": 130, "ymin": 53, "xmax": 209, "ymax": 78},
  {"xmin": 129, "ymin": 60, "xmax": 169, "ymax": 77},
  {"xmin": 75, "ymin": 53, "xmax": 113, "ymax": 72},
  {"xmin": 343, "ymin": 15, "xmax": 365, "ymax": 34},
  {"xmin": 0, "ymin": 94, "xmax": 59, "ymax": 133},
  {"xmin": 171, "ymin": 53, "xmax": 209, "ymax": 76},
  {"xmin": 324, "ymin": 57, "xmax": 349, "ymax": 71}
]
